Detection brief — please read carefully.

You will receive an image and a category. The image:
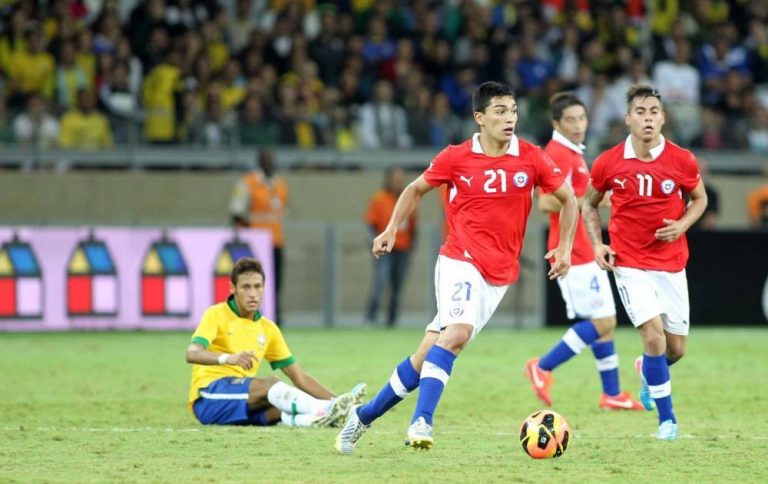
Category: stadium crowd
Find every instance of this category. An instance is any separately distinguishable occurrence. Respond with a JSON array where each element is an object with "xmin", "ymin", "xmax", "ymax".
[{"xmin": 2, "ymin": 0, "xmax": 768, "ymax": 153}]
